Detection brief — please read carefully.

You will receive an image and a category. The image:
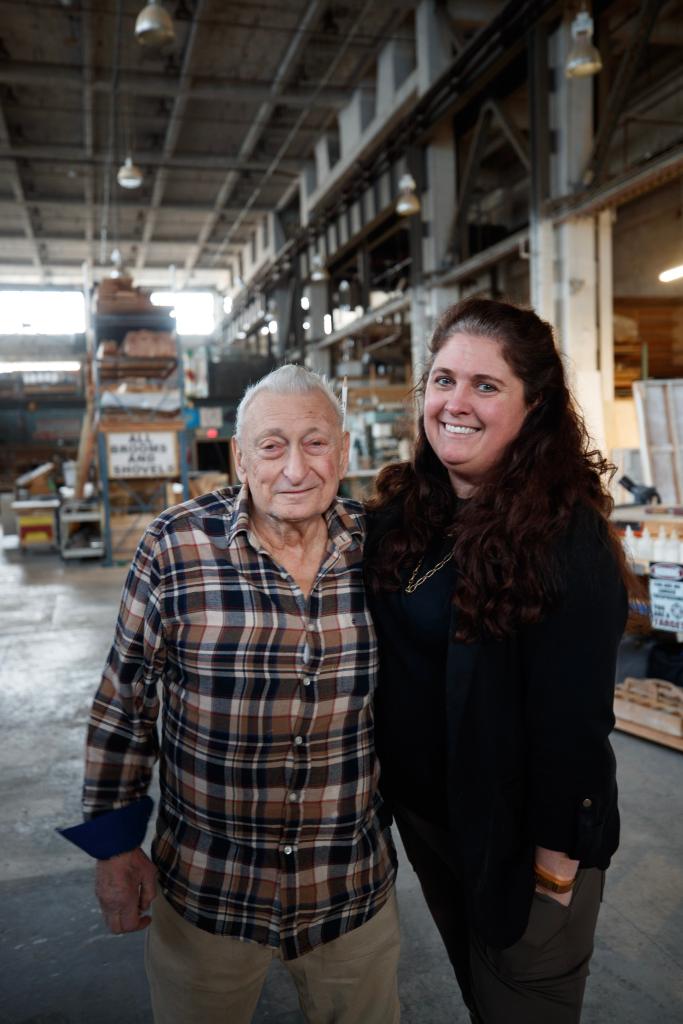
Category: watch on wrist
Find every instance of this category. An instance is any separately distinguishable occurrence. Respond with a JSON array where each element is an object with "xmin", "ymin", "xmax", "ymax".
[{"xmin": 533, "ymin": 864, "xmax": 577, "ymax": 894}]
